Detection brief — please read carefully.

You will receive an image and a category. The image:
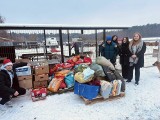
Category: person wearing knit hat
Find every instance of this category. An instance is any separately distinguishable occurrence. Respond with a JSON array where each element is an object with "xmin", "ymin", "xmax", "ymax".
[
  {"xmin": 100, "ymin": 36, "xmax": 118, "ymax": 66},
  {"xmin": 3, "ymin": 59, "xmax": 13, "ymax": 67},
  {"xmin": 106, "ymin": 36, "xmax": 112, "ymax": 41},
  {"xmin": 0, "ymin": 59, "xmax": 28, "ymax": 109}
]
